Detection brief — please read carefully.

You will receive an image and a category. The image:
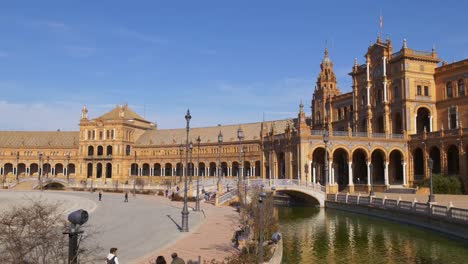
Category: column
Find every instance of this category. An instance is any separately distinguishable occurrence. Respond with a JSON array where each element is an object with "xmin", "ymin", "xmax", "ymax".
[
  {"xmin": 382, "ymin": 56, "xmax": 387, "ymax": 77},
  {"xmin": 367, "ymin": 161, "xmax": 371, "ymax": 186},
  {"xmin": 414, "ymin": 115, "xmax": 418, "ymax": 134},
  {"xmin": 309, "ymin": 160, "xmax": 313, "ymax": 183},
  {"xmin": 104, "ymin": 129, "xmax": 106, "ymax": 140},
  {"xmin": 331, "ymin": 166, "xmax": 335, "ymax": 185},
  {"xmin": 52, "ymin": 167, "xmax": 55, "ymax": 176},
  {"xmin": 383, "ymin": 81, "xmax": 387, "ymax": 102},
  {"xmin": 367, "ymin": 86, "xmax": 371, "ymax": 106},
  {"xmin": 312, "ymin": 166, "xmax": 316, "ymax": 184},
  {"xmin": 150, "ymin": 168, "xmax": 154, "ymax": 176},
  {"xmin": 63, "ymin": 167, "xmax": 66, "ymax": 175},
  {"xmin": 429, "ymin": 116, "xmax": 433, "ymax": 132},
  {"xmin": 402, "ymin": 162, "xmax": 407, "ymax": 186},
  {"xmin": 328, "ymin": 161, "xmax": 333, "ymax": 184},
  {"xmin": 384, "ymin": 162, "xmax": 389, "ymax": 185},
  {"xmin": 161, "ymin": 168, "xmax": 164, "ymax": 176},
  {"xmin": 252, "ymin": 166, "xmax": 256, "ymax": 177},
  {"xmin": 27, "ymin": 167, "xmax": 30, "ymax": 176},
  {"xmin": 366, "ymin": 62, "xmax": 370, "ymax": 81},
  {"xmin": 348, "ymin": 162, "xmax": 353, "ymax": 186}
]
